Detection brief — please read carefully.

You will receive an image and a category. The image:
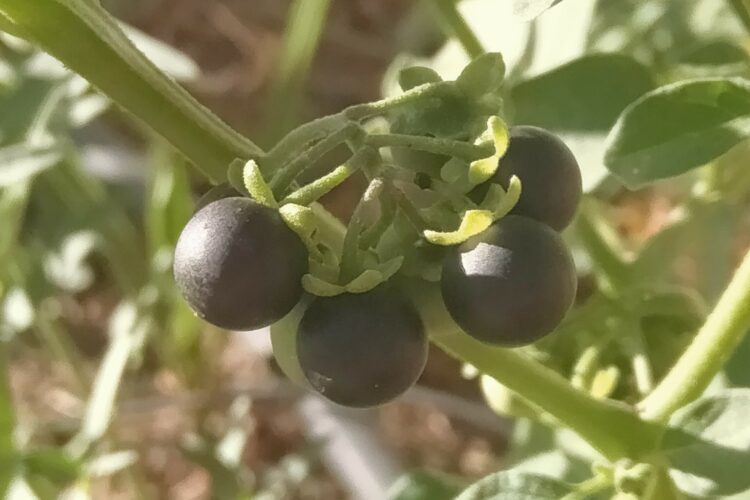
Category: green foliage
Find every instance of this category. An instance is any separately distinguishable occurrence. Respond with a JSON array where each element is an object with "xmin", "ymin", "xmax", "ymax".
[
  {"xmin": 2, "ymin": 0, "xmax": 750, "ymax": 498},
  {"xmin": 663, "ymin": 389, "xmax": 750, "ymax": 497},
  {"xmin": 605, "ymin": 78, "xmax": 750, "ymax": 187},
  {"xmin": 399, "ymin": 66, "xmax": 443, "ymax": 91},
  {"xmin": 510, "ymin": 54, "xmax": 655, "ymax": 132}
]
